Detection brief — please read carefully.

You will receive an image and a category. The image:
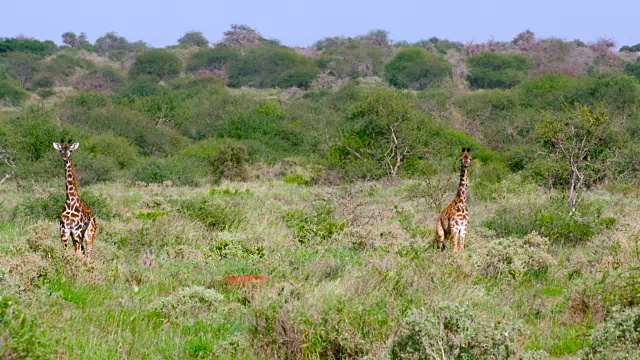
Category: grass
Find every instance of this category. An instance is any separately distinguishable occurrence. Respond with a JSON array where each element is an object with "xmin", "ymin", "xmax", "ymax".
[{"xmin": 1, "ymin": 173, "xmax": 639, "ymax": 359}]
